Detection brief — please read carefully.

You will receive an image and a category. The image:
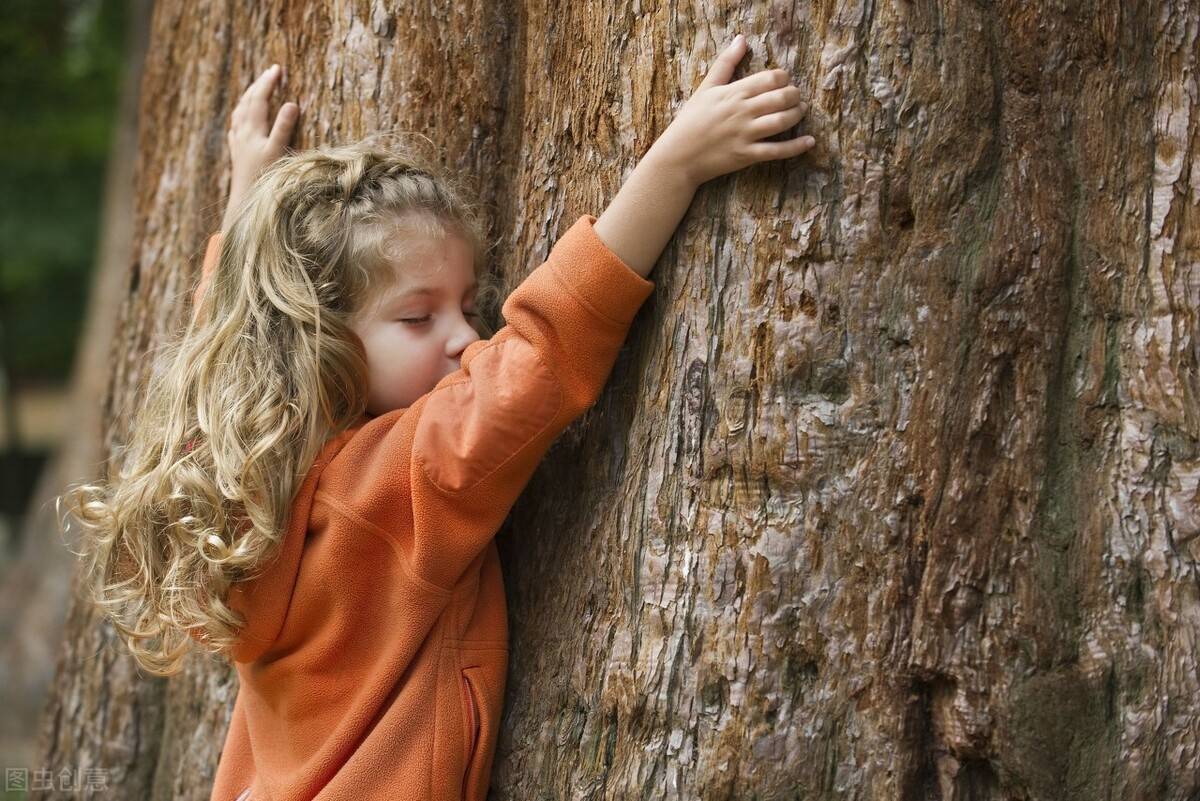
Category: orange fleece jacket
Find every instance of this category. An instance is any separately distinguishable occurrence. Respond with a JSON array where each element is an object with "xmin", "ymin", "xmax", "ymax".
[{"xmin": 191, "ymin": 214, "xmax": 655, "ymax": 801}]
